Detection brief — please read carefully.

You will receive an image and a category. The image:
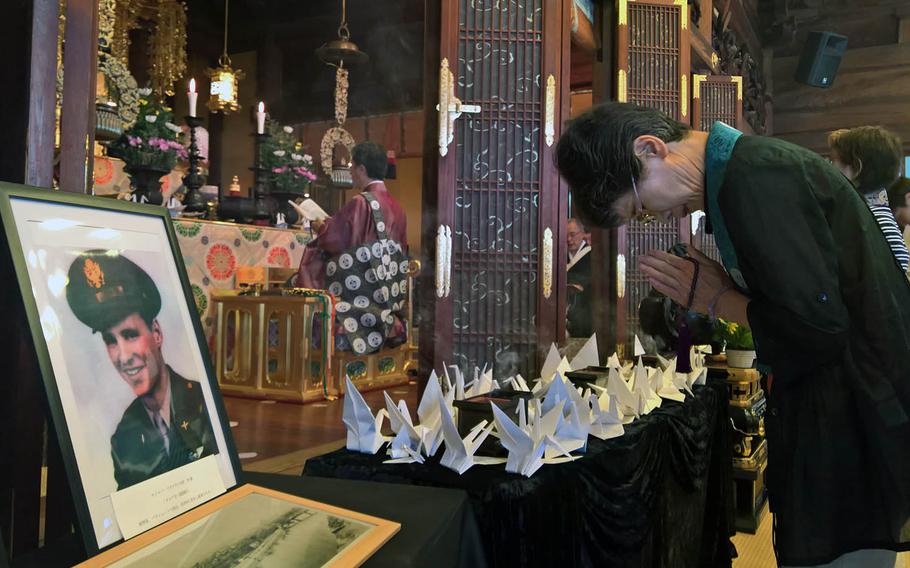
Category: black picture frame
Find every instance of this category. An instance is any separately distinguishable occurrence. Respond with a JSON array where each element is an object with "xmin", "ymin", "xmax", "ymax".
[{"xmin": 0, "ymin": 183, "xmax": 243, "ymax": 555}]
